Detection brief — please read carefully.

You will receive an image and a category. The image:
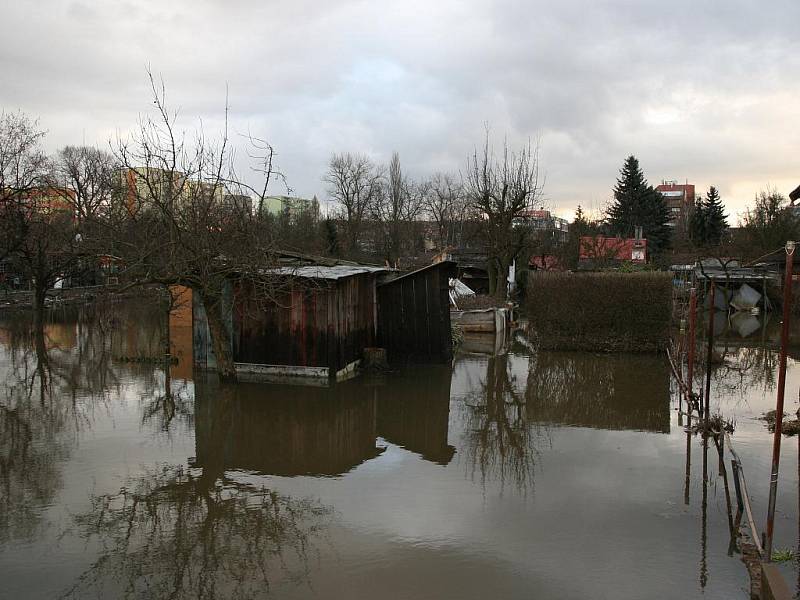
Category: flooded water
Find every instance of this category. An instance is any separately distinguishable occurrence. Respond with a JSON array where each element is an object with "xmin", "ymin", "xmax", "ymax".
[{"xmin": 2, "ymin": 301, "xmax": 800, "ymax": 599}]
